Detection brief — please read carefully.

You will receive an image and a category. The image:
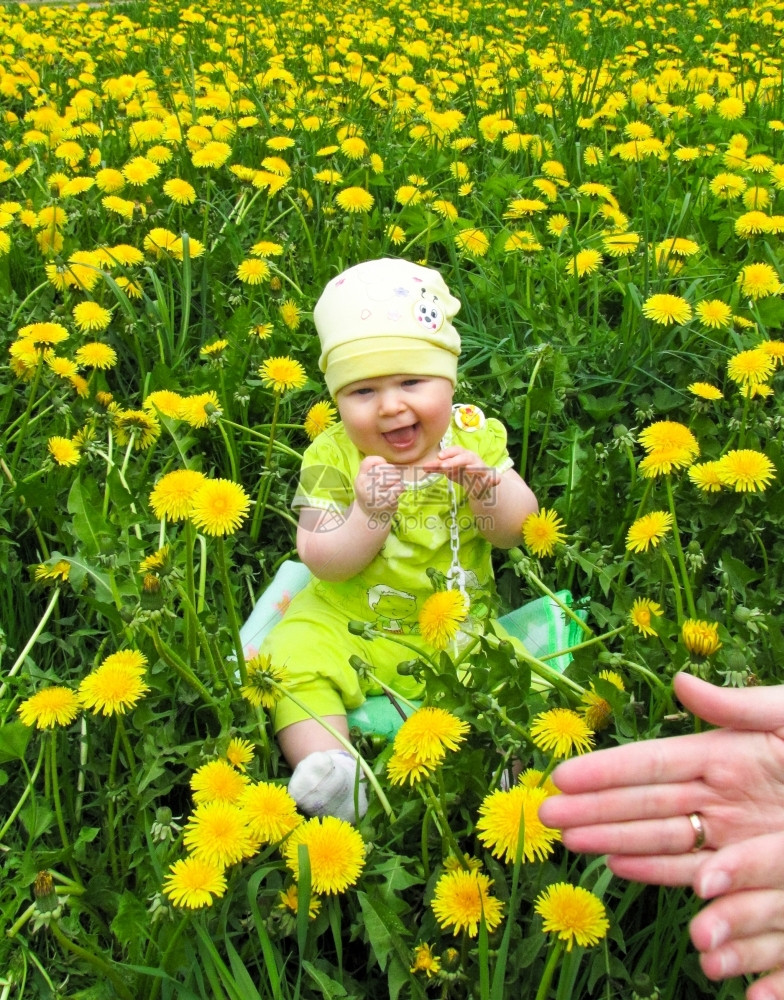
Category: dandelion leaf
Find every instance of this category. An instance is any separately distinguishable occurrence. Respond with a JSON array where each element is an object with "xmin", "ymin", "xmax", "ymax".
[{"xmin": 0, "ymin": 720, "xmax": 32, "ymax": 762}]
